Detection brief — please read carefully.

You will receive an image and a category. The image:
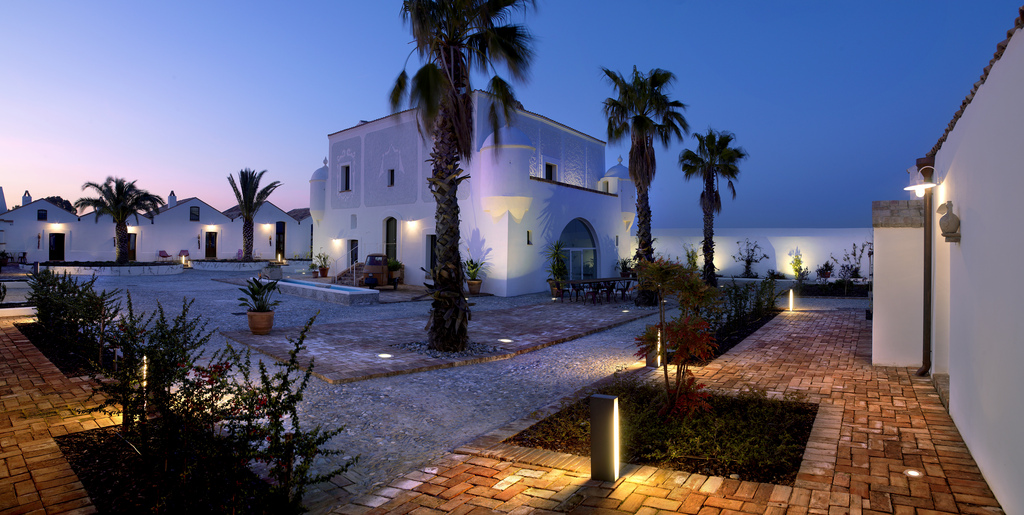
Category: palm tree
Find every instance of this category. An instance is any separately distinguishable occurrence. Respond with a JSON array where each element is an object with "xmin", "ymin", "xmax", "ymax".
[
  {"xmin": 602, "ymin": 66, "xmax": 689, "ymax": 264},
  {"xmin": 228, "ymin": 168, "xmax": 282, "ymax": 262},
  {"xmin": 74, "ymin": 177, "xmax": 163, "ymax": 265},
  {"xmin": 389, "ymin": 0, "xmax": 535, "ymax": 352},
  {"xmin": 679, "ymin": 129, "xmax": 748, "ymax": 287}
]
